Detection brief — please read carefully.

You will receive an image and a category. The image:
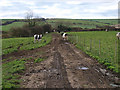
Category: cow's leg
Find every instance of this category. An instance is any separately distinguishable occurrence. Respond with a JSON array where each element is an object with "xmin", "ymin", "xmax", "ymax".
[
  {"xmin": 117, "ymin": 37, "xmax": 119, "ymax": 40},
  {"xmin": 66, "ymin": 36, "xmax": 68, "ymax": 40},
  {"xmin": 34, "ymin": 39, "xmax": 36, "ymax": 43},
  {"xmin": 39, "ymin": 39, "xmax": 41, "ymax": 41}
]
